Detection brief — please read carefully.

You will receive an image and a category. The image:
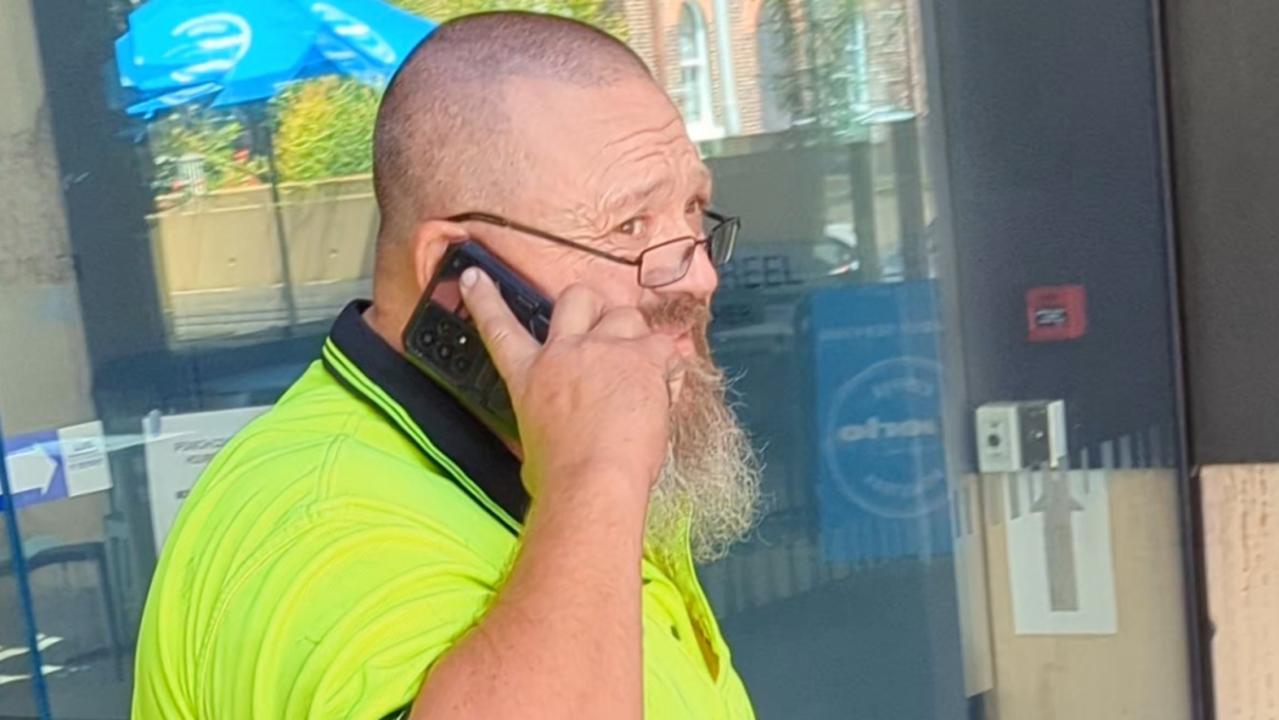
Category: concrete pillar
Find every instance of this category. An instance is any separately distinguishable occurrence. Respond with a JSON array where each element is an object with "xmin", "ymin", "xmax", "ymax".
[{"xmin": 0, "ymin": 0, "xmax": 94, "ymax": 435}]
